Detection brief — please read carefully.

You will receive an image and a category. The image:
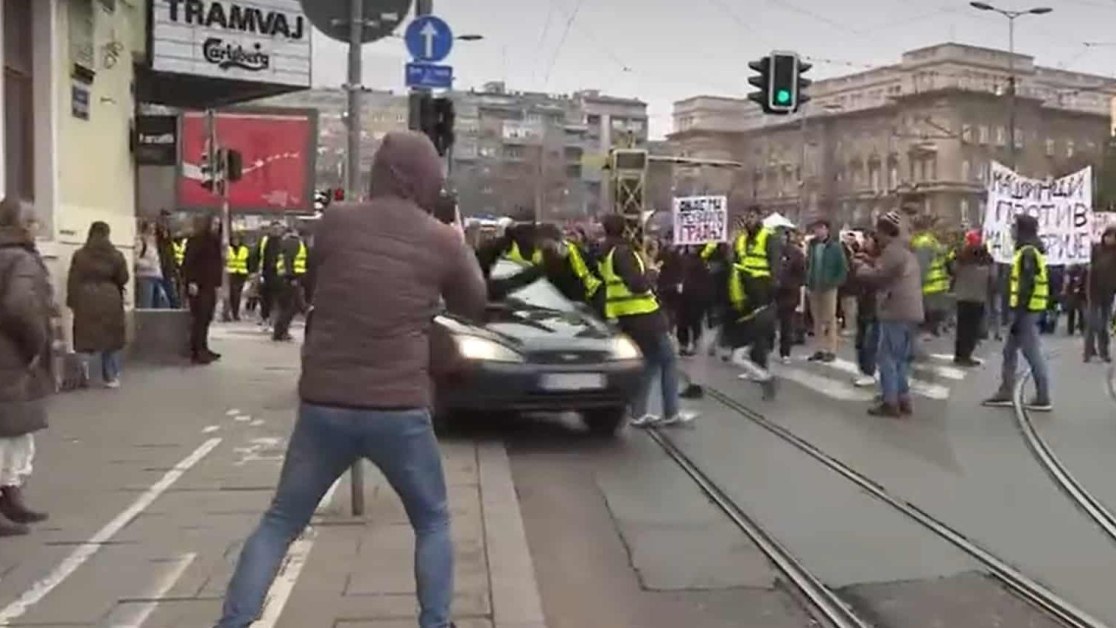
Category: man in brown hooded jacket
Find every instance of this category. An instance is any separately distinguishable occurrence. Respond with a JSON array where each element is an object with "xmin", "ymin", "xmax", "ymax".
[{"xmin": 215, "ymin": 132, "xmax": 486, "ymax": 628}]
